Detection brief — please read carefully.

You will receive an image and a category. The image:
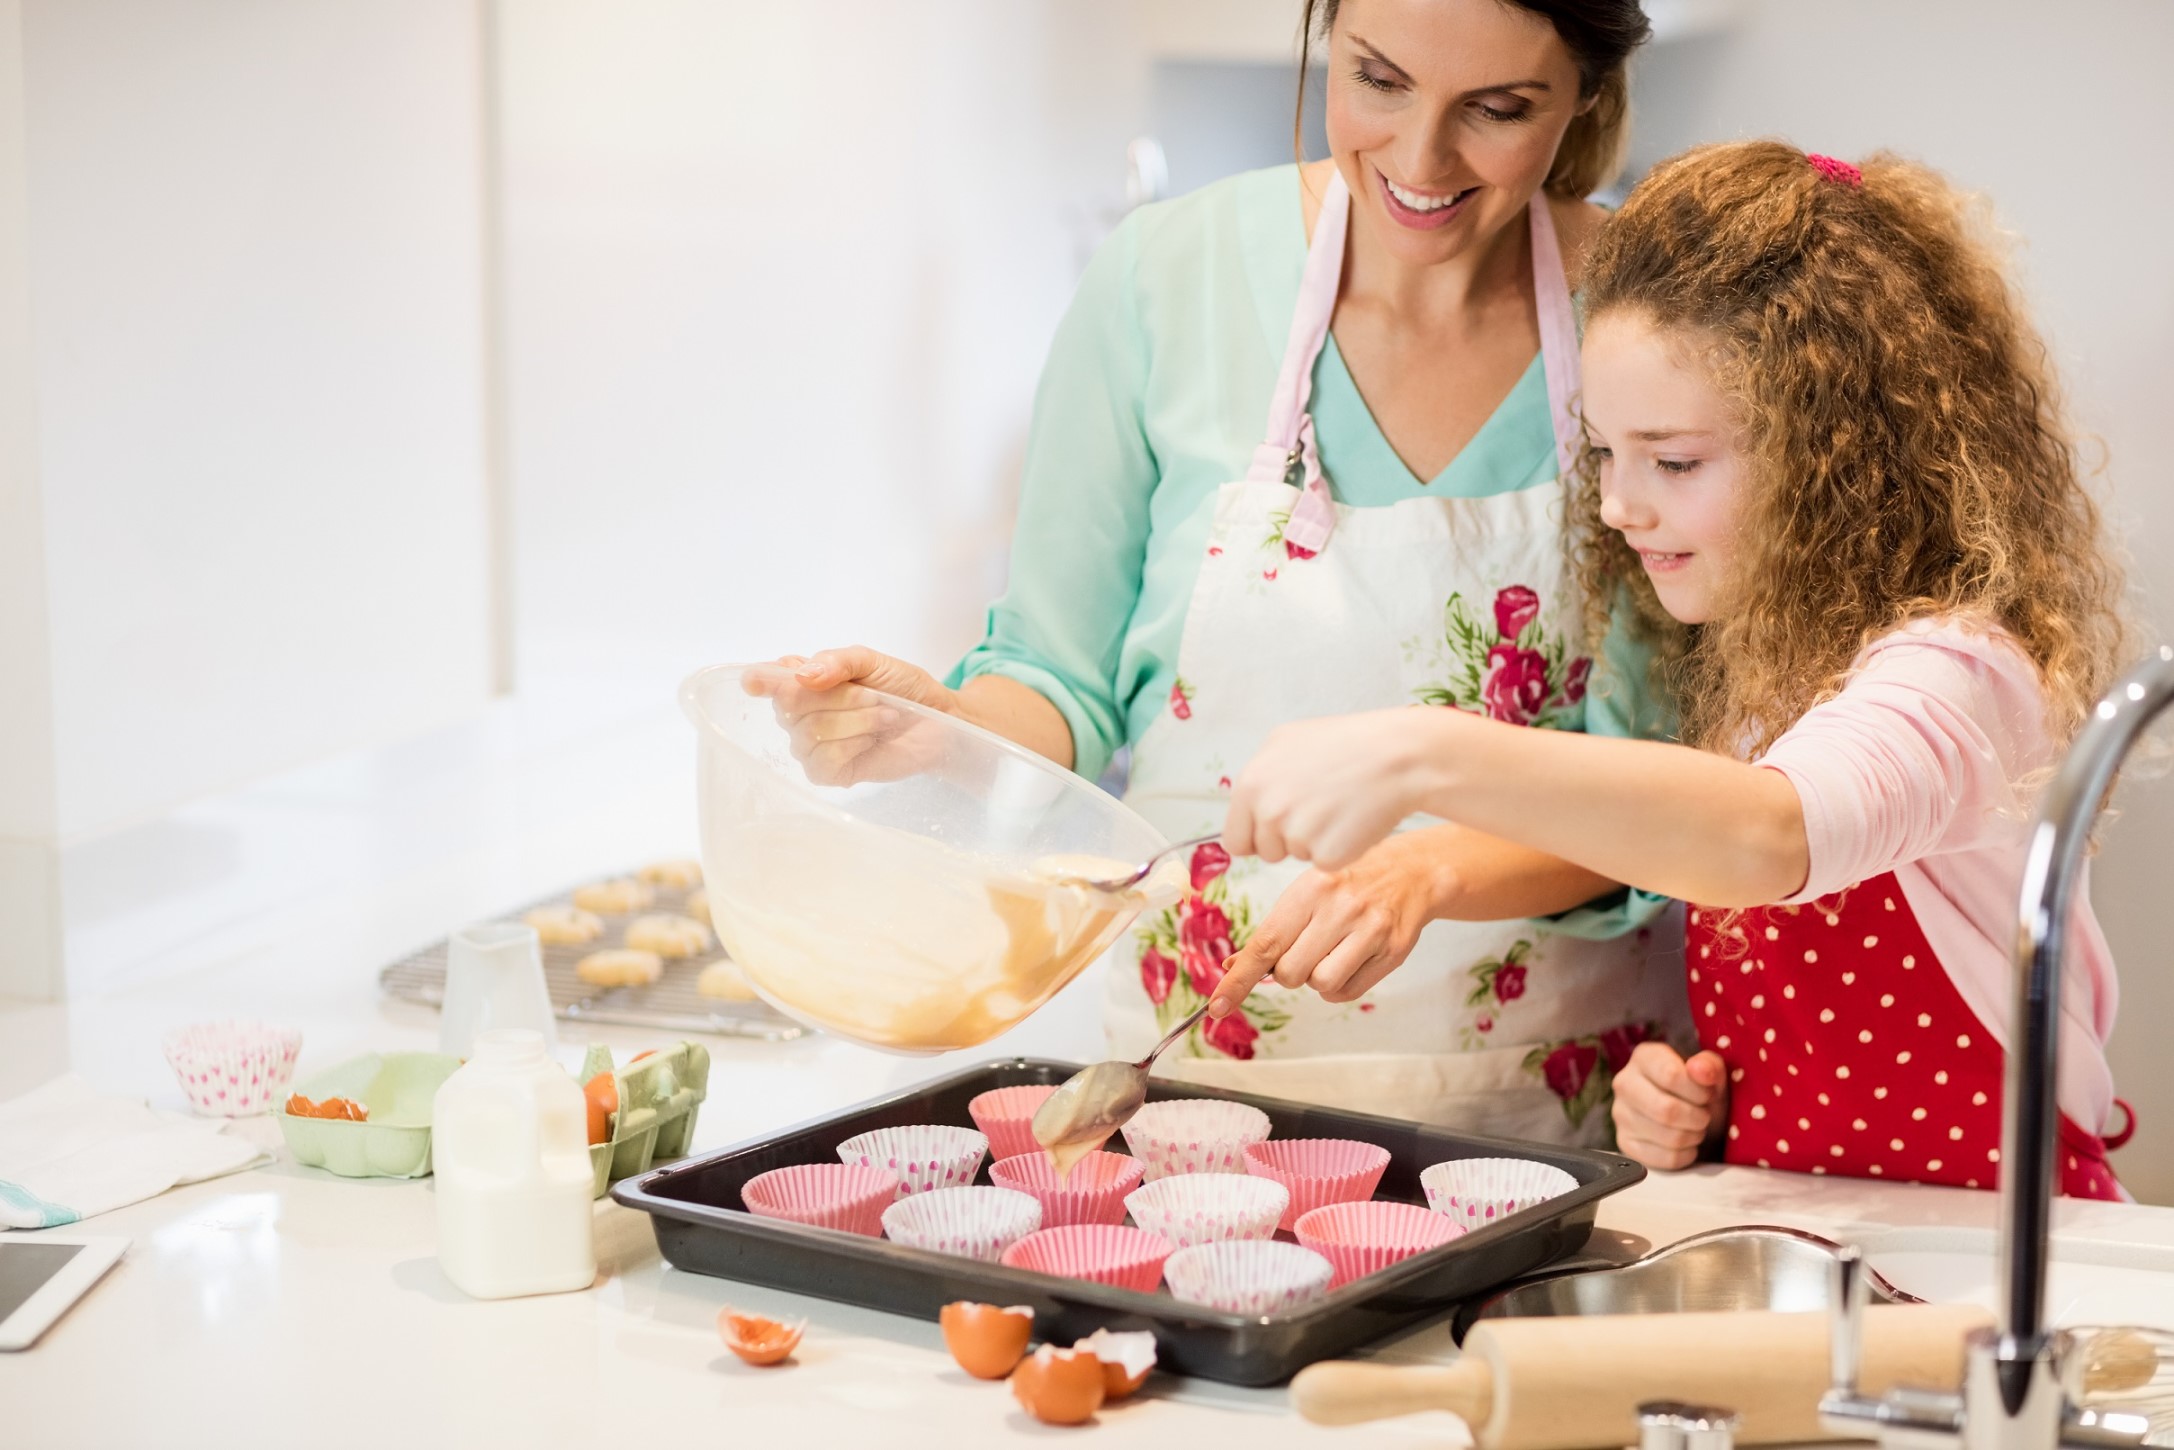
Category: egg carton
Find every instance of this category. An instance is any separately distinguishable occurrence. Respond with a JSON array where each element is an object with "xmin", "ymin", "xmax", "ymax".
[{"xmin": 582, "ymin": 1039, "xmax": 710, "ymax": 1199}]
